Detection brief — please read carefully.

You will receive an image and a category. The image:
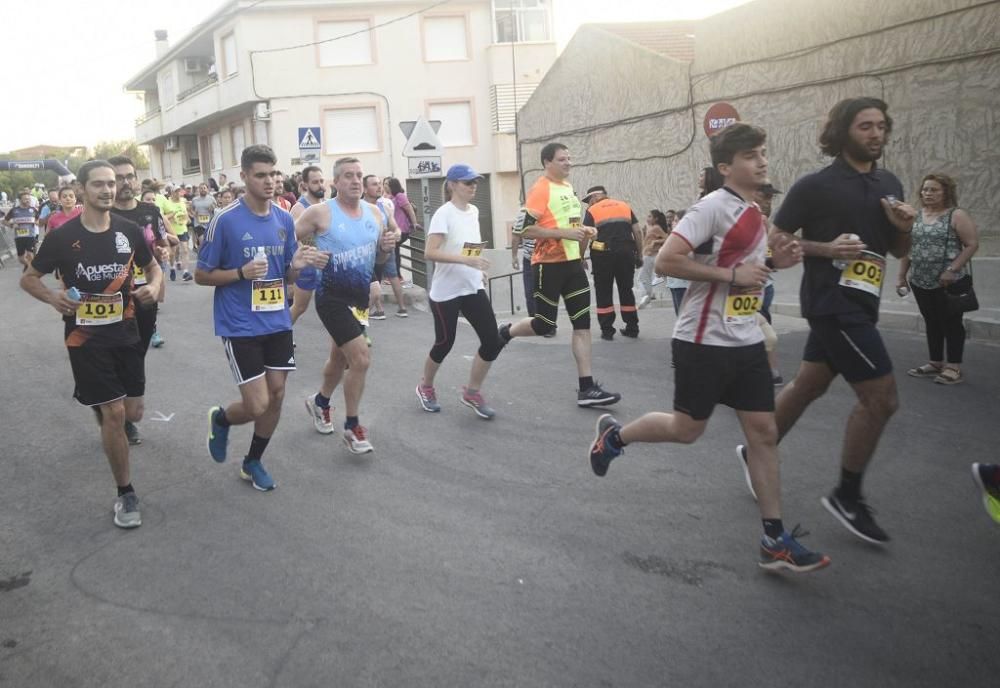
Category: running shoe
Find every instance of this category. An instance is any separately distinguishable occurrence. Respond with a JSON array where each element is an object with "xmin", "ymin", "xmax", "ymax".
[
  {"xmin": 113, "ymin": 492, "xmax": 142, "ymax": 529},
  {"xmin": 402, "ymin": 280, "xmax": 413, "ymax": 289},
  {"xmin": 821, "ymin": 492, "xmax": 890, "ymax": 544},
  {"xmin": 461, "ymin": 388, "xmax": 495, "ymax": 420},
  {"xmin": 619, "ymin": 328, "xmax": 639, "ymax": 339},
  {"xmin": 651, "ymin": 276, "xmax": 665, "ymax": 287},
  {"xmin": 124, "ymin": 420, "xmax": 142, "ymax": 446},
  {"xmin": 589, "ymin": 414, "xmax": 623, "ymax": 477},
  {"xmin": 344, "ymin": 425, "xmax": 374, "ymax": 454},
  {"xmin": 304, "ymin": 394, "xmax": 335, "ymax": 434},
  {"xmin": 150, "ymin": 331, "xmax": 165, "ymax": 348},
  {"xmin": 735, "ymin": 444, "xmax": 757, "ymax": 500},
  {"xmin": 759, "ymin": 526, "xmax": 830, "ymax": 572},
  {"xmin": 169, "ymin": 267, "xmax": 176, "ymax": 281},
  {"xmin": 370, "ymin": 310, "xmax": 387, "ymax": 321},
  {"xmin": 207, "ymin": 405, "xmax": 229, "ymax": 463},
  {"xmin": 600, "ymin": 331, "xmax": 615, "ymax": 341},
  {"xmin": 772, "ymin": 373, "xmax": 784, "ymax": 386},
  {"xmin": 638, "ymin": 295, "xmax": 651, "ymax": 309},
  {"xmin": 416, "ymin": 384, "xmax": 441, "ymax": 412},
  {"xmin": 497, "ymin": 323, "xmax": 513, "ymax": 349},
  {"xmin": 577, "ymin": 381, "xmax": 621, "ymax": 407},
  {"xmin": 396, "ymin": 309, "xmax": 409, "ymax": 318},
  {"xmin": 182, "ymin": 271, "xmax": 193, "ymax": 282},
  {"xmin": 240, "ymin": 459, "xmax": 276, "ymax": 491},
  {"xmin": 971, "ymin": 463, "xmax": 1000, "ymax": 524}
]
